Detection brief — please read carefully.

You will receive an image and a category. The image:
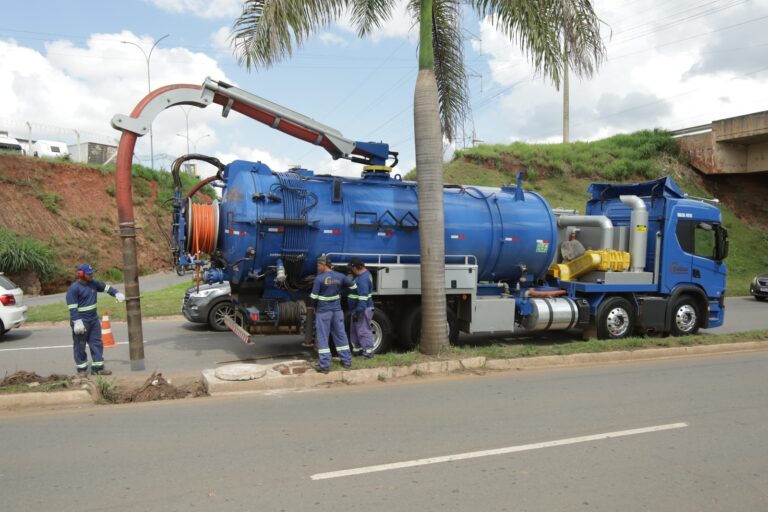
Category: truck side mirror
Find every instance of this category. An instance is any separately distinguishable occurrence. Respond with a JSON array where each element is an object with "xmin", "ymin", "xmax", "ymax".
[{"xmin": 715, "ymin": 225, "xmax": 729, "ymax": 262}]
